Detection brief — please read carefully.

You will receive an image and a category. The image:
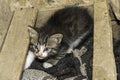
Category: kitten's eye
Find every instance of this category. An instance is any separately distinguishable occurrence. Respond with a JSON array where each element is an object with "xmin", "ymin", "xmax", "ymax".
[
  {"xmin": 33, "ymin": 43, "xmax": 38, "ymax": 48},
  {"xmin": 33, "ymin": 46, "xmax": 39, "ymax": 53},
  {"xmin": 33, "ymin": 45, "xmax": 37, "ymax": 49},
  {"xmin": 34, "ymin": 45, "xmax": 38, "ymax": 49},
  {"xmin": 44, "ymin": 48, "xmax": 49, "ymax": 52},
  {"xmin": 33, "ymin": 45, "xmax": 39, "ymax": 52}
]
